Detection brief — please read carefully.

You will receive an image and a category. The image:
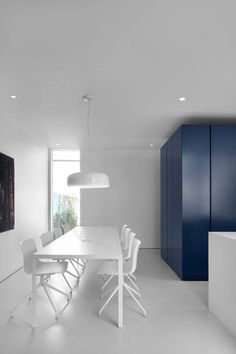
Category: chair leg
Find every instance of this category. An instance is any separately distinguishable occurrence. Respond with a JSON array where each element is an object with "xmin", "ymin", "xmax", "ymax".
[
  {"xmin": 126, "ymin": 274, "xmax": 139, "ymax": 291},
  {"xmin": 130, "ymin": 273, "xmax": 136, "ymax": 281},
  {"xmin": 71, "ymin": 259, "xmax": 86, "ymax": 271},
  {"xmin": 42, "ymin": 283, "xmax": 58, "ymax": 317},
  {"xmin": 77, "ymin": 258, "xmax": 87, "ymax": 268},
  {"xmin": 82, "ymin": 257, "xmax": 88, "ymax": 265},
  {"xmin": 10, "ymin": 283, "xmax": 41, "ymax": 318},
  {"xmin": 69, "ymin": 259, "xmax": 80, "ymax": 276},
  {"xmin": 61, "ymin": 273, "xmax": 72, "ymax": 294},
  {"xmin": 99, "ymin": 285, "xmax": 119, "ymax": 316},
  {"xmin": 44, "ymin": 282, "xmax": 69, "ymax": 299},
  {"xmin": 101, "ymin": 275, "xmax": 114, "ymax": 292},
  {"xmin": 66, "ymin": 270, "xmax": 78, "ymax": 279},
  {"xmin": 102, "ymin": 278, "xmax": 140, "ymax": 299},
  {"xmin": 69, "ymin": 259, "xmax": 83, "ymax": 281},
  {"xmin": 124, "ymin": 282, "xmax": 141, "ymax": 298},
  {"xmin": 123, "ymin": 283, "xmax": 146, "ymax": 317}
]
